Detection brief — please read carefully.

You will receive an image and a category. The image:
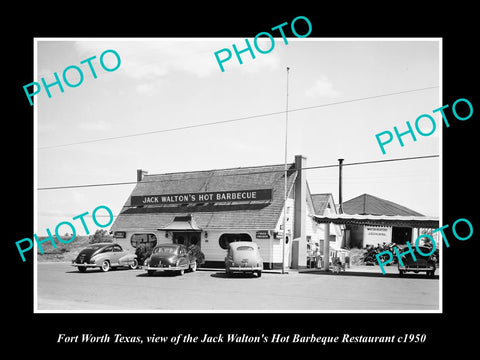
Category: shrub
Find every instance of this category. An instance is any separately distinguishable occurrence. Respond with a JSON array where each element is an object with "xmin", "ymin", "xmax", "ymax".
[{"xmin": 89, "ymin": 229, "xmax": 114, "ymax": 244}]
